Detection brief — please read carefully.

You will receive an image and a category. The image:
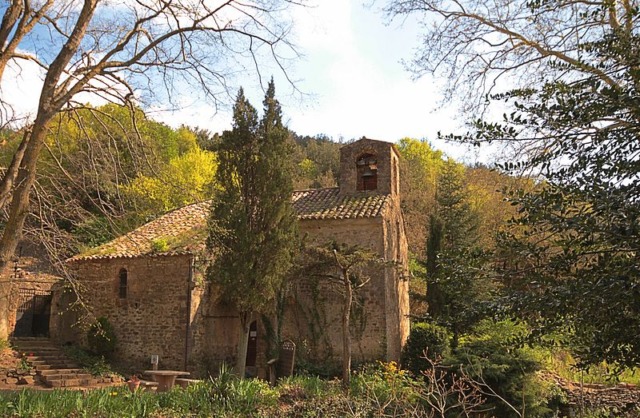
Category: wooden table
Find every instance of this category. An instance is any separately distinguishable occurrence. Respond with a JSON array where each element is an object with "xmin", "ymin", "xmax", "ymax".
[{"xmin": 144, "ymin": 370, "xmax": 190, "ymax": 392}]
